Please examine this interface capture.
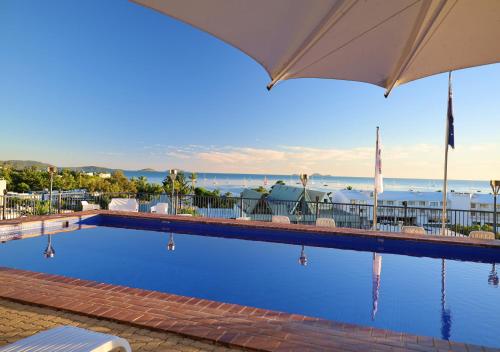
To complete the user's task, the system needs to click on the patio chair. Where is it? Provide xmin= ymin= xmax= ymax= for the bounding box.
xmin=0 ymin=325 xmax=131 ymax=352
xmin=236 ymin=216 xmax=251 ymax=221
xmin=271 ymin=215 xmax=290 ymax=224
xmin=469 ymin=230 xmax=495 ymax=240
xmin=316 ymin=218 xmax=336 ymax=227
xmin=177 ymin=213 xmax=193 ymax=217
xmin=81 ymin=201 xmax=100 ymax=211
xmin=401 ymin=226 xmax=426 ymax=235
xmin=151 ymin=202 xmax=169 ymax=214
xmin=108 ymin=198 xmax=139 ymax=212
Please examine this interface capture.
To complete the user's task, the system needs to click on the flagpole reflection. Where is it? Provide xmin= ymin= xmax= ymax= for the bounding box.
xmin=372 ymin=253 xmax=382 ymax=320
xmin=441 ymin=259 xmax=452 ymax=340
xmin=488 ymin=263 xmax=499 ymax=287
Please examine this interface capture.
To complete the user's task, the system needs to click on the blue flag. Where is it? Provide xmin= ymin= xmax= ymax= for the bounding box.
xmin=447 ymin=76 xmax=454 ymax=149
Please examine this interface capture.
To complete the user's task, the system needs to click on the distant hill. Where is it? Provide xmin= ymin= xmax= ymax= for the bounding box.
xmin=65 ymin=165 xmax=121 ymax=174
xmin=138 ymin=168 xmax=157 ymax=172
xmin=0 ymin=160 xmax=120 ymax=174
xmin=0 ymin=160 xmax=54 ymax=170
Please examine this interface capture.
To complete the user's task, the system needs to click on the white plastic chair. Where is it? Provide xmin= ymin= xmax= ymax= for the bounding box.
xmin=316 ymin=218 xmax=336 ymax=227
xmin=236 ymin=216 xmax=251 ymax=221
xmin=0 ymin=325 xmax=131 ymax=352
xmin=81 ymin=201 xmax=100 ymax=211
xmin=108 ymin=198 xmax=139 ymax=212
xmin=469 ymin=230 xmax=495 ymax=240
xmin=151 ymin=202 xmax=169 ymax=214
xmin=271 ymin=215 xmax=290 ymax=224
xmin=401 ymin=226 xmax=426 ymax=235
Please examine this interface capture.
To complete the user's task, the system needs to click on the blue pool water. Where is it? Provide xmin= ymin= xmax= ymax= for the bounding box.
xmin=1 ymin=220 xmax=499 ymax=347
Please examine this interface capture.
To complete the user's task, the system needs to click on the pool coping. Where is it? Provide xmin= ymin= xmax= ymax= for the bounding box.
xmin=0 ymin=267 xmax=494 ymax=352
xmin=3 ymin=210 xmax=497 ymax=250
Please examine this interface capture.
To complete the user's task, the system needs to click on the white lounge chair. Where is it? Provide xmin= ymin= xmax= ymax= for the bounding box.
xmin=271 ymin=215 xmax=290 ymax=224
xmin=151 ymin=202 xmax=169 ymax=214
xmin=401 ymin=226 xmax=426 ymax=235
xmin=81 ymin=201 xmax=100 ymax=211
xmin=108 ymin=198 xmax=139 ymax=212
xmin=0 ymin=325 xmax=131 ymax=352
xmin=469 ymin=230 xmax=495 ymax=240
xmin=316 ymin=218 xmax=336 ymax=227
xmin=236 ymin=216 xmax=251 ymax=221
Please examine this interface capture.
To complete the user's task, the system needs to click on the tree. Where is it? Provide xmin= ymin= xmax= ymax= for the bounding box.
xmin=188 ymin=172 xmax=198 ymax=193
xmin=162 ymin=171 xmax=191 ymax=196
xmin=253 ymin=186 xmax=269 ymax=196
xmin=132 ymin=176 xmax=164 ymax=195
xmin=275 ymin=180 xmax=285 ymax=186
xmin=16 ymin=182 xmax=30 ymax=193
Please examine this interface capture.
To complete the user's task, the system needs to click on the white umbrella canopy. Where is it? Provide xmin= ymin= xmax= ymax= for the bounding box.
xmin=132 ymin=0 xmax=500 ymax=96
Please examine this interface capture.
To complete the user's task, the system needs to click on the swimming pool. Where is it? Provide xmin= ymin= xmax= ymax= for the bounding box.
xmin=1 ymin=215 xmax=499 ymax=347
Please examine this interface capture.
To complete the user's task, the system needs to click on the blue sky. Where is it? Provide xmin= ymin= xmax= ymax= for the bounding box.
xmin=1 ymin=0 xmax=499 ymax=179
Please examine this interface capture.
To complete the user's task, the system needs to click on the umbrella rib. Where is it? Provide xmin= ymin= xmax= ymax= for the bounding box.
xmin=402 ymin=0 xmax=459 ymax=80
xmin=384 ymin=0 xmax=451 ymax=97
xmin=267 ymin=0 xmax=359 ymax=91
xmin=286 ymin=0 xmax=422 ymax=86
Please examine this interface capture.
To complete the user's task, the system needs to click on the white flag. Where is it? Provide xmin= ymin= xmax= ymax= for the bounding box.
xmin=375 ymin=127 xmax=383 ymax=194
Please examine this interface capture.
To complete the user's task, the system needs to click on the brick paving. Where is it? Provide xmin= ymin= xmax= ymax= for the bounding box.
xmin=0 ymin=298 xmax=241 ymax=352
xmin=0 ymin=267 xmax=496 ymax=352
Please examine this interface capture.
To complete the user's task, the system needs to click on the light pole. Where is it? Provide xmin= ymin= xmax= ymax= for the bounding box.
xmin=44 ymin=235 xmax=55 ymax=258
xmin=167 ymin=233 xmax=175 ymax=251
xmin=491 ymin=180 xmax=499 ymax=236
xmin=299 ymin=174 xmax=308 ymax=224
xmin=47 ymin=166 xmax=57 ymax=215
xmin=298 ymin=245 xmax=307 ymax=266
xmin=169 ymin=169 xmax=178 ymax=215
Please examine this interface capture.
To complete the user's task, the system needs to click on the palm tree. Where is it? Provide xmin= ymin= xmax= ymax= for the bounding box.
xmin=189 ymin=172 xmax=198 ymax=194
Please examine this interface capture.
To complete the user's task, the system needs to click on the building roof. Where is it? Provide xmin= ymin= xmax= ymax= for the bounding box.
xmin=268 ymin=184 xmax=328 ymax=202
xmin=240 ymin=188 xmax=266 ymax=214
xmin=268 ymin=184 xmax=304 ymax=202
xmin=471 ymin=193 xmax=494 ymax=204
xmin=240 ymin=188 xmax=263 ymax=199
xmin=378 ymin=191 xmax=443 ymax=202
xmin=334 ymin=190 xmax=371 ymax=201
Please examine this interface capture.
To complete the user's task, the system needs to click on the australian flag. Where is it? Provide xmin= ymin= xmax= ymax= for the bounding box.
xmin=447 ymin=76 xmax=455 ymax=149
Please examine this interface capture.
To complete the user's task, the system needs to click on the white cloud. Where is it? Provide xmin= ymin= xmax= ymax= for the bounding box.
xmin=146 ymin=143 xmax=499 ymax=180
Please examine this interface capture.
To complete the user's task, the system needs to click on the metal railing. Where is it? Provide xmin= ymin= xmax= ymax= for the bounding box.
xmin=1 ymin=192 xmax=498 ymax=237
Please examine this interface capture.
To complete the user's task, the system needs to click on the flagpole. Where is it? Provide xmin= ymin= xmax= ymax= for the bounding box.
xmin=373 ymin=126 xmax=379 ymax=230
xmin=441 ymin=72 xmax=452 ymax=235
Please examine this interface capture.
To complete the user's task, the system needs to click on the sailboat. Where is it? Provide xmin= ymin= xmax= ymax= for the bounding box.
xmin=263 ymin=176 xmax=268 ymax=186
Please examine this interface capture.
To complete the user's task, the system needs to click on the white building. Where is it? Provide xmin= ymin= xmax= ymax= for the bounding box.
xmin=470 ymin=193 xmax=500 ymax=228
xmin=332 ymin=189 xmax=498 ymax=231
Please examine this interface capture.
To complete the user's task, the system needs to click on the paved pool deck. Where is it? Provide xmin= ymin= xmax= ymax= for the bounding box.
xmin=0 ymin=298 xmax=241 ymax=352
xmin=1 ymin=212 xmax=499 ymax=351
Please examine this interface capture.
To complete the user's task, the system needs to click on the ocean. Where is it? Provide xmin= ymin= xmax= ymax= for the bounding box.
xmin=123 ymin=171 xmax=492 ymax=195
